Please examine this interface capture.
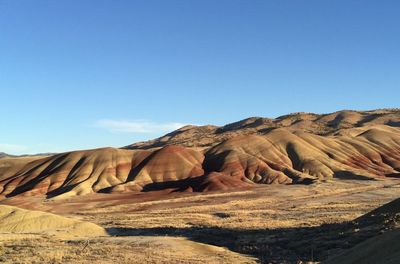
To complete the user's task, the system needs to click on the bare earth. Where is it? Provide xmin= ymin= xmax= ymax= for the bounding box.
xmin=1 ymin=178 xmax=399 ymax=263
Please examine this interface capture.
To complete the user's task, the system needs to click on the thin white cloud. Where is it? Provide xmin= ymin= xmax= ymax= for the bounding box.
xmin=96 ymin=119 xmax=189 ymax=134
xmin=0 ymin=143 xmax=28 ymax=154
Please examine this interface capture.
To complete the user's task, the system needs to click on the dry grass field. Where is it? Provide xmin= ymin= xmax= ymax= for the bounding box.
xmin=1 ymin=178 xmax=399 ymax=263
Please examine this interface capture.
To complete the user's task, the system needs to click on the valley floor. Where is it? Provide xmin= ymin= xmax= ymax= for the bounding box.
xmin=1 ymin=179 xmax=400 ymax=263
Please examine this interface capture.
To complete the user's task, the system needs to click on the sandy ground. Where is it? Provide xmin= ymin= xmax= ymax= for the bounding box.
xmin=1 ymin=178 xmax=399 ymax=263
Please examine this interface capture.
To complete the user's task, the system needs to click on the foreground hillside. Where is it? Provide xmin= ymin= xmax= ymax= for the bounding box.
xmin=0 ymin=109 xmax=400 ymax=199
xmin=0 ymin=205 xmax=106 ymax=238
xmin=1 ymin=180 xmax=398 ymax=263
xmin=0 ymin=203 xmax=253 ymax=263
xmin=325 ymin=197 xmax=400 ymax=263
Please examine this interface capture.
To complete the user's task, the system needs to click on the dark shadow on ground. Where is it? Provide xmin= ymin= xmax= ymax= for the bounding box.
xmin=105 ymin=211 xmax=398 ymax=264
xmin=141 ymin=176 xmax=208 ymax=192
xmin=386 ymin=172 xmax=400 ymax=178
xmin=333 ymin=171 xmax=377 ymax=181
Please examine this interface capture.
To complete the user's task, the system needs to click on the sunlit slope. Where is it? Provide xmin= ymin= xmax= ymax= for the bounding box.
xmin=0 ymin=205 xmax=106 ymax=237
xmin=126 ymin=109 xmax=400 ymax=149
xmin=0 ymin=124 xmax=399 ymax=198
xmin=204 ymin=126 xmax=400 ymax=184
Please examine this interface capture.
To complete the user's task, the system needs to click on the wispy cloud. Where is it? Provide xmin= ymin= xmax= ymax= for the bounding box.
xmin=0 ymin=143 xmax=28 ymax=154
xmin=96 ymin=119 xmax=190 ymax=134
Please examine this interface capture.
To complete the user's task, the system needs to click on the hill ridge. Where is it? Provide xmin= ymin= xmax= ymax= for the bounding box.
xmin=125 ymin=109 xmax=400 ymax=150
xmin=0 ymin=115 xmax=399 ymax=198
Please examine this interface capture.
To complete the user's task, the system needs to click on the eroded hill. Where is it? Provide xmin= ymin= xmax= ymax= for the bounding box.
xmin=126 ymin=109 xmax=400 ymax=149
xmin=0 ymin=110 xmax=399 ymax=198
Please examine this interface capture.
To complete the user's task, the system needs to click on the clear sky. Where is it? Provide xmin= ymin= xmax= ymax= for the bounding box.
xmin=1 ymin=0 xmax=399 ymax=155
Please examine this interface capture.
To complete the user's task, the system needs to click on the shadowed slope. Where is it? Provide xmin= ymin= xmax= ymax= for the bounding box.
xmin=325 ymin=198 xmax=400 ymax=264
xmin=324 ymin=230 xmax=400 ymax=264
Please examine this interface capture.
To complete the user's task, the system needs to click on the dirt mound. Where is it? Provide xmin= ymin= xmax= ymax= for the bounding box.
xmin=0 ymin=205 xmax=106 ymax=237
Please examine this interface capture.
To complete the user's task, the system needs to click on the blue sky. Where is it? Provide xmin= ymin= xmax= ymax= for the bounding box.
xmin=1 ymin=0 xmax=399 ymax=155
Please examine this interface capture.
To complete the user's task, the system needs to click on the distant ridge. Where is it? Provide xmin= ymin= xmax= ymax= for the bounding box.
xmin=125 ymin=109 xmax=400 ymax=150
xmin=0 ymin=152 xmax=55 ymax=159
xmin=0 ymin=152 xmax=10 ymax=159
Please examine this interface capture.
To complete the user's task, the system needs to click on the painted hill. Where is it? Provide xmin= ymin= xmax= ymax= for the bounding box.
xmin=126 ymin=109 xmax=400 ymax=149
xmin=0 ymin=110 xmax=399 ymax=198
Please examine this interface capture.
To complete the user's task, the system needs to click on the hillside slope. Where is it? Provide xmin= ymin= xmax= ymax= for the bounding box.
xmin=126 ymin=109 xmax=400 ymax=149
xmin=0 ymin=205 xmax=106 ymax=237
xmin=325 ymin=198 xmax=400 ymax=264
xmin=0 ymin=122 xmax=399 ymax=198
